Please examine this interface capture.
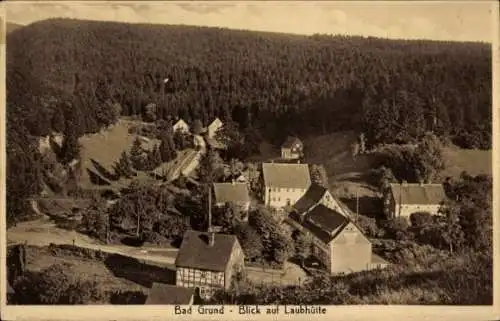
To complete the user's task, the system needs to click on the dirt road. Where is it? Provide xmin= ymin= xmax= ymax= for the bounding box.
xmin=7 ymin=214 xmax=178 ymax=266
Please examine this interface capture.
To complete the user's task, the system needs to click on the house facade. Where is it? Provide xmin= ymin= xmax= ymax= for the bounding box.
xmin=213 ymin=182 xmax=251 ymax=213
xmin=289 ymin=204 xmax=389 ymax=274
xmin=384 ymin=183 xmax=447 ymax=219
xmin=262 ymin=163 xmax=311 ymax=209
xmin=173 ymin=119 xmax=191 ymax=133
xmin=281 ymin=136 xmax=304 ymax=160
xmin=207 ymin=118 xmax=223 ymax=139
xmin=175 ymin=230 xmax=245 ymax=299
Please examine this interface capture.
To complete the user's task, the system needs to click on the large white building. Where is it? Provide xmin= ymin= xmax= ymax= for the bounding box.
xmin=262 ymin=162 xmax=311 ymax=209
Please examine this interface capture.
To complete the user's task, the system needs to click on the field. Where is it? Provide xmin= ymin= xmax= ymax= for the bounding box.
xmin=78 ymin=119 xmax=160 ymax=188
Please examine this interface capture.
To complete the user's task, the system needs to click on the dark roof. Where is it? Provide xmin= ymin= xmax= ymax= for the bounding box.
xmin=145 ymin=283 xmax=195 ymax=305
xmin=390 ymin=183 xmax=447 ymax=205
xmin=175 ymin=230 xmax=239 ymax=272
xmin=300 ymin=204 xmax=350 ymax=244
xmin=281 ymin=136 xmax=302 ymax=149
xmin=262 ymin=163 xmax=311 ymax=189
xmin=213 ymin=182 xmax=250 ymax=204
xmin=293 ymin=183 xmax=328 ymax=214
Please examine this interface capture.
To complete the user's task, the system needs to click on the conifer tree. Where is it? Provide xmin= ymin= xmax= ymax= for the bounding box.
xmin=60 ymin=125 xmax=80 ymax=165
xmin=130 ymin=137 xmax=145 ymax=170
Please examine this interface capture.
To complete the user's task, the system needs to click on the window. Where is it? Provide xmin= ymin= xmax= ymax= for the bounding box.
xmin=200 ymin=271 xmax=207 ymax=278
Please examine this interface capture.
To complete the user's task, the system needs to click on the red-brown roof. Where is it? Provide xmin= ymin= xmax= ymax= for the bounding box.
xmin=175 ymin=230 xmax=240 ymax=272
xmin=145 ymin=283 xmax=195 ymax=305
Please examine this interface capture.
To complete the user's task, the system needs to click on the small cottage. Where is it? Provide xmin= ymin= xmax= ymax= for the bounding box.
xmin=213 ymin=182 xmax=251 ymax=213
xmin=281 ymin=136 xmax=304 ymax=160
xmin=173 ymin=119 xmax=191 ymax=134
xmin=145 ymin=283 xmax=196 ymax=305
xmin=384 ymin=183 xmax=447 ymax=219
xmin=174 ymin=230 xmax=245 ymax=300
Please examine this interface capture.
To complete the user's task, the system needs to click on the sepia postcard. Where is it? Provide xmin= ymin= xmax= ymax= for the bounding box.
xmin=1 ymin=1 xmax=499 ymax=320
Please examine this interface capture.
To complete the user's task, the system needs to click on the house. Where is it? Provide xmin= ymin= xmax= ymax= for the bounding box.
xmin=292 ymin=183 xmax=351 ymax=220
xmin=213 ymin=182 xmax=251 ymax=213
xmin=207 ymin=117 xmax=223 ymax=139
xmin=281 ymin=136 xmax=304 ymax=160
xmin=384 ymin=182 xmax=447 ymax=220
xmin=173 ymin=119 xmax=190 ymax=134
xmin=289 ymin=204 xmax=390 ymax=274
xmin=262 ymin=162 xmax=311 ymax=209
xmin=174 ymin=230 xmax=245 ymax=300
xmin=145 ymin=283 xmax=196 ymax=305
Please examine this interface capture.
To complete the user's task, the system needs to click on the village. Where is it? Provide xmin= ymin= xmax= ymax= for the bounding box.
xmin=4 ymin=8 xmax=493 ymax=309
xmin=7 ymin=115 xmax=454 ymax=305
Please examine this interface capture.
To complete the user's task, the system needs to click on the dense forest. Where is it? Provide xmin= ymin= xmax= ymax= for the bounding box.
xmin=6 ymin=18 xmax=492 ymax=224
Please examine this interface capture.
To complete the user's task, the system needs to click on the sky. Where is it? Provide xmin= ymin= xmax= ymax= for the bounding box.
xmin=5 ymin=1 xmax=497 ymax=43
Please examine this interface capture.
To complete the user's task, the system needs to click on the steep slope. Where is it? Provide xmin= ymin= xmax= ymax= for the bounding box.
xmin=7 ymin=18 xmax=491 ymax=148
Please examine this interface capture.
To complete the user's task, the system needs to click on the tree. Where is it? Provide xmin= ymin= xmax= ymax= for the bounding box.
xmin=249 ymin=206 xmax=294 ymax=265
xmin=13 ymin=263 xmax=105 ymax=304
xmin=381 ymin=217 xmax=410 ymax=241
xmin=145 ymin=144 xmax=162 ymax=171
xmin=81 ymin=196 xmax=109 ymax=242
xmin=294 ymin=231 xmax=313 ymax=265
xmin=59 ymin=126 xmax=80 ymax=165
xmin=113 ymin=151 xmax=135 ymax=178
xmin=414 ymin=133 xmax=445 ymax=183
xmin=233 ymin=223 xmax=264 ymax=262
xmin=130 ymin=137 xmax=145 ymax=170
xmin=310 ymin=164 xmax=329 ymax=188
xmin=214 ymin=202 xmax=247 ymax=232
xmin=193 ymin=119 xmax=204 ymax=135
xmin=154 ymin=215 xmax=190 ymax=241
xmin=355 ymin=215 xmax=381 ymax=238
xmin=409 ymin=212 xmax=433 ymax=228
xmin=143 ymin=103 xmax=157 ymax=122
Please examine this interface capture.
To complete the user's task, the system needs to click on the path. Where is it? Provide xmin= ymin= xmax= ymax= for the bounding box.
xmin=7 ymin=210 xmax=178 ymax=266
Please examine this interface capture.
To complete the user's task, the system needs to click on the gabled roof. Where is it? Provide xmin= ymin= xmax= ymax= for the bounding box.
xmin=293 ymin=183 xmax=328 ymax=214
xmin=145 ymin=283 xmax=195 ymax=305
xmin=389 ymin=183 xmax=447 ymax=205
xmin=175 ymin=230 xmax=239 ymax=272
xmin=213 ymin=182 xmax=250 ymax=204
xmin=296 ymin=204 xmax=351 ymax=244
xmin=281 ymin=136 xmax=303 ymax=149
xmin=262 ymin=163 xmax=311 ymax=189
xmin=173 ymin=119 xmax=189 ymax=128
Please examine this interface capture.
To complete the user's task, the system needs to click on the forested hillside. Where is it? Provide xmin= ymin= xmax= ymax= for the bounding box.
xmin=6 ymin=18 xmax=492 ymax=225
xmin=8 ymin=18 xmax=491 ymax=146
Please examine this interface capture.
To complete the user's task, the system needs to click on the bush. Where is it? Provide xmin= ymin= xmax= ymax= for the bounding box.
xmin=409 ymin=212 xmax=433 ymax=227
xmin=380 ymin=217 xmax=411 ymax=241
xmin=355 ymin=215 xmax=382 ymax=238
